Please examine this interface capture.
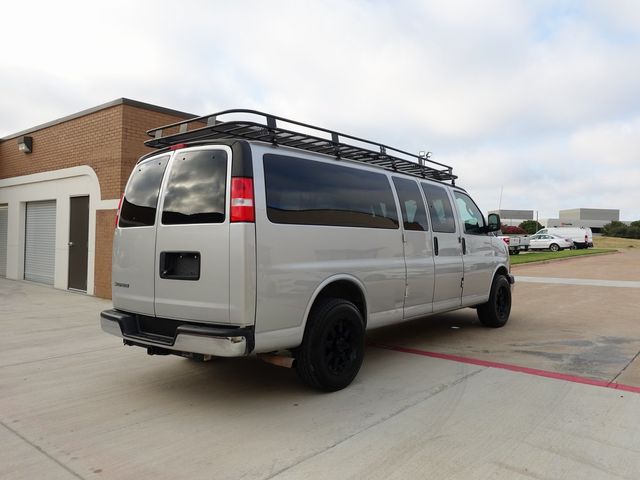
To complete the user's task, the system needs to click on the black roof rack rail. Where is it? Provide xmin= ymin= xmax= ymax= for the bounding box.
xmin=145 ymin=109 xmax=456 ymax=183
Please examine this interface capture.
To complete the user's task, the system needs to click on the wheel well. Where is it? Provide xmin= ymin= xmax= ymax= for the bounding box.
xmin=312 ymin=280 xmax=367 ymax=326
xmin=495 ymin=266 xmax=509 ymax=279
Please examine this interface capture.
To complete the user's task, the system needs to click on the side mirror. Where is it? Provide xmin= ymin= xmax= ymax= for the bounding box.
xmin=487 ymin=213 xmax=501 ymax=232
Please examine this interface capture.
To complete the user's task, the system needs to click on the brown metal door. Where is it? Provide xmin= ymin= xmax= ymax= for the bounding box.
xmin=68 ymin=196 xmax=89 ymax=291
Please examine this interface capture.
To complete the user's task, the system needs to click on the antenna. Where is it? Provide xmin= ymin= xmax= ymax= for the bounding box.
xmin=418 ymin=150 xmax=432 ymax=167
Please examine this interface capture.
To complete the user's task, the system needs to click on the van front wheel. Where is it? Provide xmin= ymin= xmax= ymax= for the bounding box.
xmin=295 ymin=298 xmax=364 ymax=392
xmin=477 ymin=275 xmax=511 ymax=328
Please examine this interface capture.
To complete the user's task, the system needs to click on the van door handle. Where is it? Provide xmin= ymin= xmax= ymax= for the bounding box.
xmin=434 ymin=236 xmax=439 ymax=256
xmin=462 ymin=238 xmax=467 ymax=254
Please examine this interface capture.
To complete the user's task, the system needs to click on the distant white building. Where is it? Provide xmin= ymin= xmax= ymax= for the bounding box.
xmin=488 ymin=209 xmax=534 ymax=227
xmin=541 ymin=208 xmax=628 ymax=233
xmin=488 ymin=208 xmax=630 ymax=232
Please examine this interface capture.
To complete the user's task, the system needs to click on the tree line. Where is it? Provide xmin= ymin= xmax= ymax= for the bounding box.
xmin=601 ymin=221 xmax=640 ymax=239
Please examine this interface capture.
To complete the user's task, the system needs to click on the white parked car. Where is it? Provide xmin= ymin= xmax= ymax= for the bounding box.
xmin=528 ymin=234 xmax=573 ymax=252
xmin=534 ymin=227 xmax=592 ymax=249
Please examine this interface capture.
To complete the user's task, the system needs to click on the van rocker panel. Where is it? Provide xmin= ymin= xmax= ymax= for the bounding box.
xmin=100 ymin=309 xmax=254 ymax=357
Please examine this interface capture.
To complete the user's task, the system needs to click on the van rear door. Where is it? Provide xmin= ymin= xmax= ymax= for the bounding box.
xmin=154 ymin=146 xmax=231 ymax=323
xmin=113 ymin=154 xmax=170 ymax=315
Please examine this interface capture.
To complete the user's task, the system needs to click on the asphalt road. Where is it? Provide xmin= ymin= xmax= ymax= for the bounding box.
xmin=1 ymin=250 xmax=639 ymax=479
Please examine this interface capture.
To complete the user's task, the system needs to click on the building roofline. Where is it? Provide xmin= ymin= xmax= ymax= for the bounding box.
xmin=0 ymin=98 xmax=198 ymax=141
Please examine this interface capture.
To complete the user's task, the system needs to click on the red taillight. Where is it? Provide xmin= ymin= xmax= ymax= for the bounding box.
xmin=169 ymin=143 xmax=188 ymax=151
xmin=230 ymin=177 xmax=255 ymax=223
xmin=502 ymin=237 xmax=510 ymax=245
xmin=114 ymin=193 xmax=124 ymax=228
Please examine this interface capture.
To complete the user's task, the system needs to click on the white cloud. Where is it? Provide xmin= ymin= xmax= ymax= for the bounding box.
xmin=570 ymin=117 xmax=640 ymax=165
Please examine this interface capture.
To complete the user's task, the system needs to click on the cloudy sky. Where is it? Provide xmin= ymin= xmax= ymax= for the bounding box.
xmin=2 ymin=0 xmax=639 ymax=220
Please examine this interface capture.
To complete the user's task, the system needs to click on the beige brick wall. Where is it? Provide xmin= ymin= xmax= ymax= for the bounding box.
xmin=95 ymin=209 xmax=116 ymax=299
xmin=0 ymin=105 xmax=124 ymax=198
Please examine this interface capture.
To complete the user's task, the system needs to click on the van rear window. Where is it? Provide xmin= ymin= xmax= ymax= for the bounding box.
xmin=264 ymin=154 xmax=398 ymax=229
xmin=119 ymin=155 xmax=169 ymax=228
xmin=162 ymin=150 xmax=228 ymax=225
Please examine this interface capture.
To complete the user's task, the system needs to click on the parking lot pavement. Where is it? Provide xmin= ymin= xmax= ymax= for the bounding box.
xmin=1 ymin=249 xmax=640 ymax=480
xmin=372 ymin=248 xmax=640 ymax=385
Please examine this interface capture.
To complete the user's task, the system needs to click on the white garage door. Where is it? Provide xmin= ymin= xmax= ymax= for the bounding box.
xmin=0 ymin=205 xmax=7 ymax=277
xmin=25 ymin=200 xmax=56 ymax=285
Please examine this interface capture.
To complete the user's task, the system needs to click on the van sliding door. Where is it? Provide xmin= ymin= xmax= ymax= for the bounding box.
xmin=392 ymin=177 xmax=435 ymax=319
xmin=421 ymin=183 xmax=463 ymax=311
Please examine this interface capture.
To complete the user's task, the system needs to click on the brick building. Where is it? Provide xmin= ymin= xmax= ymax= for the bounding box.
xmin=0 ymin=99 xmax=195 ymax=298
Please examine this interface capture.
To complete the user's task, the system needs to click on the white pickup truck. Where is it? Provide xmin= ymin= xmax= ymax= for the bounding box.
xmin=498 ymin=235 xmax=530 ymax=255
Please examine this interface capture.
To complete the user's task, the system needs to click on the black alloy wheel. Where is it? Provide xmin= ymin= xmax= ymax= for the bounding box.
xmin=324 ymin=318 xmax=358 ymax=376
xmin=477 ymin=275 xmax=512 ymax=328
xmin=295 ymin=298 xmax=365 ymax=392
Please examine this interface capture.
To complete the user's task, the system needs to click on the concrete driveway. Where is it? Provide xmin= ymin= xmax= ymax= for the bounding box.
xmin=2 ymin=250 xmax=639 ymax=479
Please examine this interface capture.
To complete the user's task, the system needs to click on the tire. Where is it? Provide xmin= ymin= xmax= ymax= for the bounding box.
xmin=477 ymin=275 xmax=512 ymax=328
xmin=295 ymin=298 xmax=365 ymax=392
xmin=511 ymin=250 xmax=520 ymax=255
xmin=549 ymin=243 xmax=560 ymax=252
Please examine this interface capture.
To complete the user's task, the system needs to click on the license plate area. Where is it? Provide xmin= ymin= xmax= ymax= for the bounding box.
xmin=159 ymin=251 xmax=200 ymax=280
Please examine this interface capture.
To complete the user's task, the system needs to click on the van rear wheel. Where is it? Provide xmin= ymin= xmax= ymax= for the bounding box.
xmin=295 ymin=298 xmax=364 ymax=392
xmin=477 ymin=275 xmax=511 ymax=328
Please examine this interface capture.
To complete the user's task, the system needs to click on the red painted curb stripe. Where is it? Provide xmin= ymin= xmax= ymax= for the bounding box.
xmin=371 ymin=342 xmax=640 ymax=394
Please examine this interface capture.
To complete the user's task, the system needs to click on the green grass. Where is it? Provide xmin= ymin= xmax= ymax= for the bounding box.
xmin=593 ymin=236 xmax=640 ymax=250
xmin=510 ymin=248 xmax=617 ymax=265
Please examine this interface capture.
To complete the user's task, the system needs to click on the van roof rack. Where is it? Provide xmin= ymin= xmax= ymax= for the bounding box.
xmin=145 ymin=109 xmax=456 ymax=183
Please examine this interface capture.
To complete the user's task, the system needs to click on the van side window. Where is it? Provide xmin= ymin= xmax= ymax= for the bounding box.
xmin=421 ymin=183 xmax=456 ymax=233
xmin=264 ymin=154 xmax=398 ymax=229
xmin=392 ymin=177 xmax=429 ymax=231
xmin=162 ymin=150 xmax=228 ymax=225
xmin=454 ymin=191 xmax=485 ymax=234
xmin=119 ymin=155 xmax=169 ymax=228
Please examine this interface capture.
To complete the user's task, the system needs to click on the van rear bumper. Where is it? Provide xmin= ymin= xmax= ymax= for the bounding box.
xmin=100 ymin=309 xmax=253 ymax=357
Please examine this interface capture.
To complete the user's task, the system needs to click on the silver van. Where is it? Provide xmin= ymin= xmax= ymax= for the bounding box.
xmin=101 ymin=110 xmax=514 ymax=391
